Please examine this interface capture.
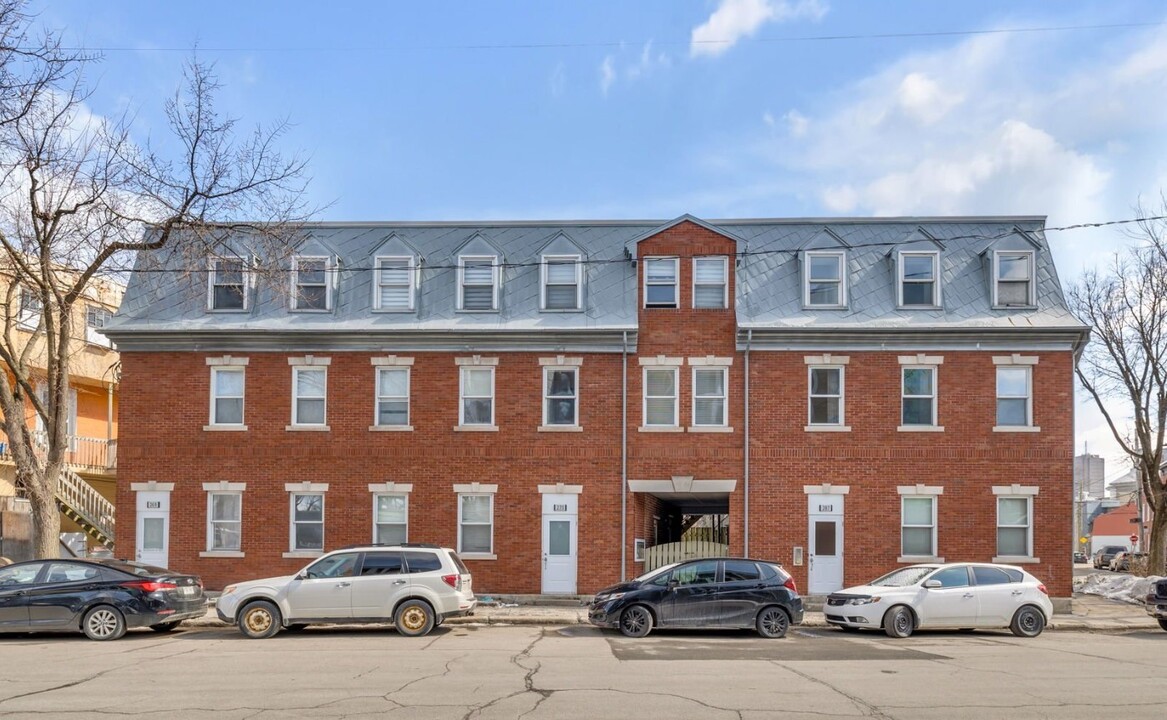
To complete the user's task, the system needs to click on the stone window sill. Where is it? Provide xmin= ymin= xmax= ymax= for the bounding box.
xmin=369 ymin=425 xmax=414 ymax=432
xmin=458 ymin=553 xmax=498 ymax=561
xmin=993 ymin=426 xmax=1041 ymax=433
xmin=992 ymin=556 xmax=1040 ymax=564
xmin=898 ymin=555 xmax=944 ymax=564
xmin=898 ymin=425 xmax=945 ymax=432
xmin=454 ymin=425 xmax=499 ymax=432
xmin=804 ymin=425 xmax=852 ymax=432
xmin=204 ymin=425 xmax=248 ymax=432
xmin=199 ymin=551 xmax=245 ymax=558
xmin=282 ymin=551 xmax=323 ymax=559
xmin=286 ymin=425 xmax=331 ymax=432
xmin=688 ymin=426 xmax=734 ymax=433
xmin=538 ymin=425 xmax=583 ymax=432
xmin=638 ymin=426 xmax=683 ymax=433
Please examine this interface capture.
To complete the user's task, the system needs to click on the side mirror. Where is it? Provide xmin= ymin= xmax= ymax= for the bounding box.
xmin=667 ymin=579 xmax=679 ymax=590
xmin=923 ymin=579 xmax=942 ymax=589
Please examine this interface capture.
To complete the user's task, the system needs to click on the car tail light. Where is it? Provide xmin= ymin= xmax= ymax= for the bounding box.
xmin=442 ymin=574 xmax=459 ymax=589
xmin=121 ymin=580 xmax=178 ymax=593
xmin=784 ymin=576 xmax=798 ymax=594
xmin=1037 ymin=583 xmax=1048 ymax=595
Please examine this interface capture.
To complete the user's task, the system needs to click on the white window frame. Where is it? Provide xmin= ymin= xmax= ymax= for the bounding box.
xmin=84 ymin=305 xmax=113 ymax=347
xmin=459 ymin=366 xmax=496 ymax=427
xmin=458 ymin=255 xmax=499 ymax=311
xmin=643 ymin=366 xmax=679 ymax=427
xmin=289 ymin=492 xmax=325 ymax=554
xmin=374 ymin=367 xmax=411 ymax=427
xmin=291 ymin=255 xmax=333 ymax=311
xmin=209 ymin=367 xmax=246 ymax=427
xmin=372 ymin=493 xmax=409 ymax=545
xmin=457 ymin=493 xmax=494 ymax=556
xmin=542 ymin=366 xmax=579 ymax=427
xmin=898 ymin=251 xmax=940 ymax=307
xmin=207 ymin=256 xmax=251 ymax=311
xmin=995 ymin=366 xmax=1032 ymax=428
xmin=691 ymin=366 xmax=728 ymax=427
xmin=992 ymin=250 xmax=1036 ymax=308
xmin=206 ymin=491 xmax=242 ymax=552
xmin=807 ymin=365 xmax=845 ymax=427
xmin=900 ymin=366 xmax=937 ymax=427
xmin=541 ymin=254 xmax=582 ymax=311
xmin=900 ymin=496 xmax=937 ymax=559
xmin=291 ymin=366 xmax=328 ymax=427
xmin=643 ymin=257 xmax=679 ymax=308
xmin=372 ymin=255 xmax=416 ymax=312
xmin=692 ymin=256 xmax=728 ymax=309
xmin=995 ymin=495 xmax=1033 ymax=559
xmin=17 ymin=287 xmax=42 ymax=328
xmin=803 ymin=251 xmax=846 ymax=308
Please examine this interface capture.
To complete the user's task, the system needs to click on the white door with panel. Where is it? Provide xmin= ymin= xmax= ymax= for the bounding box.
xmin=541 ymin=494 xmax=578 ymax=594
xmin=808 ymin=494 xmax=844 ymax=595
xmin=135 ymin=491 xmax=170 ymax=567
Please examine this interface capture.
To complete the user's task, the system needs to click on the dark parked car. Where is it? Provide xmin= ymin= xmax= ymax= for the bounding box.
xmin=0 ymin=558 xmax=205 ymax=640
xmin=1093 ymin=545 xmax=1127 ymax=569
xmin=1072 ymin=552 xmax=1088 ymax=564
xmin=1144 ymin=578 xmax=1167 ymax=632
xmin=589 ymin=557 xmax=803 ymax=638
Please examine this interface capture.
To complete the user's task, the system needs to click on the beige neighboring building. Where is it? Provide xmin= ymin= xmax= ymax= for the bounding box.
xmin=1 ymin=274 xmax=122 ymax=555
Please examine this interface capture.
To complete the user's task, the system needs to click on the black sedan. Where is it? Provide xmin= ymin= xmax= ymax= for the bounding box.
xmin=589 ymin=557 xmax=803 ymax=638
xmin=0 ymin=558 xmax=206 ymax=640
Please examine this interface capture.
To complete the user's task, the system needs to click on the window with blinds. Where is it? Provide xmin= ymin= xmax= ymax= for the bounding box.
xmin=693 ymin=367 xmax=727 ymax=426
xmin=693 ymin=257 xmax=728 ymax=309
xmin=643 ymin=367 xmax=678 ymax=426
xmin=293 ymin=256 xmax=330 ymax=311
xmin=375 ymin=256 xmax=415 ymax=310
xmin=542 ymin=255 xmax=581 ymax=310
xmin=460 ymin=256 xmax=497 ymax=311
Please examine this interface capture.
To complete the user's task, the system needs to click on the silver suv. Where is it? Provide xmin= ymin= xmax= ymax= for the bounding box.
xmin=216 ymin=544 xmax=475 ymax=638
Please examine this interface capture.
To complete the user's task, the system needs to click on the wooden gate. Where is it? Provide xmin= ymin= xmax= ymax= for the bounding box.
xmin=642 ymin=539 xmax=729 ymax=571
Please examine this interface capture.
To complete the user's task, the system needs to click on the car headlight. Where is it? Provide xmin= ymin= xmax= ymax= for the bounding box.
xmin=221 ymin=585 xmax=237 ymax=596
xmin=600 ymin=592 xmax=626 ymax=602
xmin=846 ymin=596 xmax=881 ymax=605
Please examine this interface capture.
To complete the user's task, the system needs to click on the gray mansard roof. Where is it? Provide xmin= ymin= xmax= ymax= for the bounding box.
xmin=105 ymin=215 xmax=1090 ymax=352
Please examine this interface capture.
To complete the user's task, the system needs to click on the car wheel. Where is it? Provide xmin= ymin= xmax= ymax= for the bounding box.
xmin=1157 ymin=618 xmax=1167 ymax=632
xmin=149 ymin=621 xmax=181 ymax=633
xmin=1010 ymin=605 xmax=1045 ymax=638
xmin=883 ymin=605 xmax=915 ymax=638
xmin=756 ymin=606 xmax=790 ymax=638
xmin=238 ymin=600 xmax=282 ymax=639
xmin=82 ymin=605 xmax=127 ymax=641
xmin=395 ymin=600 xmax=435 ymax=637
xmin=283 ymin=623 xmax=308 ymax=632
xmin=619 ymin=605 xmax=654 ymax=638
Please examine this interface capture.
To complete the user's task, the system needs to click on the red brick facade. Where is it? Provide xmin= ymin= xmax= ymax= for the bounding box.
xmin=114 ymin=220 xmax=1078 ymax=597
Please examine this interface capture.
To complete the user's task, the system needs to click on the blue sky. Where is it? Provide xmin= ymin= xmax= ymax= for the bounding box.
xmin=31 ymin=0 xmax=1167 ymax=475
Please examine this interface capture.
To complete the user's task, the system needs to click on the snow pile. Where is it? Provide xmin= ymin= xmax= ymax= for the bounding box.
xmin=1073 ymin=573 xmax=1164 ymax=605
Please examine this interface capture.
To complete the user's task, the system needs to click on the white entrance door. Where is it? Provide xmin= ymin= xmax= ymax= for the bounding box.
xmin=136 ymin=492 xmax=170 ymax=567
xmin=808 ymin=494 xmax=844 ymax=594
xmin=541 ymin=494 xmax=578 ymax=594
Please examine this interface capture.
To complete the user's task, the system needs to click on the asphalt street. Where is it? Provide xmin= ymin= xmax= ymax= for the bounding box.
xmin=1 ymin=622 xmax=1165 ymax=719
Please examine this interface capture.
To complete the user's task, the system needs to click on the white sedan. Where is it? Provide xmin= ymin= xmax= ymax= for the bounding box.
xmin=824 ymin=563 xmax=1053 ymax=638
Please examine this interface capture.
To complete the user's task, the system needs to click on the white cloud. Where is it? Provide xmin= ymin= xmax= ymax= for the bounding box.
xmin=783 ymin=109 xmax=809 ymax=137
xmin=691 ymin=0 xmax=828 ymax=58
xmin=600 ymin=41 xmax=671 ymax=95
xmin=895 ymin=72 xmax=963 ymax=125
xmin=599 ymin=56 xmax=615 ymax=95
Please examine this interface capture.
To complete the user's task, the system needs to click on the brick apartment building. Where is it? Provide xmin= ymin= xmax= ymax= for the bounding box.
xmin=104 ymin=215 xmax=1089 ymax=599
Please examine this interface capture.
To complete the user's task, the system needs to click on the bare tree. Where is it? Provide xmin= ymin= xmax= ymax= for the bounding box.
xmin=1070 ymin=200 xmax=1167 ymax=576
xmin=0 ymin=2 xmax=309 ymax=559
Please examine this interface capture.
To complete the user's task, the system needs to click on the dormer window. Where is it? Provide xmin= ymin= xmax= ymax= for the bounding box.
xmin=994 ymin=251 xmax=1035 ymax=307
xmin=644 ymin=257 xmax=678 ymax=308
xmin=804 ymin=251 xmax=845 ymax=308
xmin=374 ymin=256 xmax=416 ymax=311
xmin=459 ymin=256 xmax=498 ymax=311
xmin=208 ymin=257 xmax=248 ymax=311
xmin=899 ymin=252 xmax=940 ymax=307
xmin=693 ymin=257 xmax=728 ymax=309
xmin=542 ymin=255 xmax=581 ymax=311
xmin=292 ymin=256 xmax=331 ymax=311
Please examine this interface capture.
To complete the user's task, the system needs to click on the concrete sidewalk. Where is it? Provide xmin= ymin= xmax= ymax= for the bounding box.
xmin=188 ymin=592 xmax=1163 ymax=632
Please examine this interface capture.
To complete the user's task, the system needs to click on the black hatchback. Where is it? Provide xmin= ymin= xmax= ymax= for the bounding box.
xmin=0 ymin=558 xmax=206 ymax=640
xmin=589 ymin=557 xmax=803 ymax=638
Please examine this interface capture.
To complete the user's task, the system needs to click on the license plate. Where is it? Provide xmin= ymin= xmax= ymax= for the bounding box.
xmin=179 ymin=586 xmax=196 ymax=597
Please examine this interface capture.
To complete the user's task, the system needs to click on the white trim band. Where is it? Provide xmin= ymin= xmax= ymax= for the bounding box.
xmin=202 ymin=482 xmax=247 ymax=492
xmin=206 ymin=355 xmax=249 ymax=366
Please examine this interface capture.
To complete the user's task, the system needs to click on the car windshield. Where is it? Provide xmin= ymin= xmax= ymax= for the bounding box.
xmin=633 ymin=562 xmax=680 ymax=583
xmin=869 ymin=566 xmax=938 ymax=587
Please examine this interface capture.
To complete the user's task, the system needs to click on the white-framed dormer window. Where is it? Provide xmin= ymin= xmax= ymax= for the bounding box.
xmin=543 ymin=366 xmax=578 ymax=426
xmin=996 ymin=366 xmax=1031 ymax=427
xmin=804 ymin=251 xmax=846 ymax=307
xmin=692 ymin=367 xmax=728 ymax=427
xmin=373 ymin=494 xmax=408 ymax=544
xmin=85 ymin=305 xmax=112 ymax=347
xmin=996 ymin=496 xmax=1032 ymax=558
xmin=542 ymin=255 xmax=581 ymax=311
xmin=373 ymin=256 xmax=416 ymax=311
xmin=207 ymin=491 xmax=242 ymax=552
xmin=458 ymin=493 xmax=494 ymax=555
xmin=210 ymin=368 xmax=245 ymax=426
xmin=459 ymin=366 xmax=495 ymax=426
xmin=693 ymin=256 xmax=728 ymax=309
xmin=17 ymin=287 xmax=42 ymax=328
xmin=291 ymin=256 xmax=332 ymax=311
xmin=993 ymin=251 xmax=1035 ymax=307
xmin=901 ymin=366 xmax=937 ymax=427
xmin=207 ymin=256 xmax=249 ymax=311
xmin=291 ymin=367 xmax=327 ymax=427
xmin=901 ymin=495 xmax=936 ymax=558
xmin=807 ymin=366 xmax=844 ymax=426
xmin=375 ymin=367 xmax=410 ymax=427
xmin=643 ymin=367 xmax=679 ymax=426
xmin=644 ymin=257 xmax=679 ymax=308
xmin=899 ymin=252 xmax=940 ymax=307
xmin=459 ymin=255 xmax=498 ymax=311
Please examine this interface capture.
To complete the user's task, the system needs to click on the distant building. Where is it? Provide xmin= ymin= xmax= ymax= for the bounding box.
xmin=1074 ymin=453 xmax=1105 ymax=499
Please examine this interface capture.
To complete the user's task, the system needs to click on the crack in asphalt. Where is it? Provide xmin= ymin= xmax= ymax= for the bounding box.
xmin=771 ymin=660 xmax=894 ymax=720
xmin=382 ymin=653 xmax=468 ymax=699
xmin=461 ymin=628 xmax=549 ymax=720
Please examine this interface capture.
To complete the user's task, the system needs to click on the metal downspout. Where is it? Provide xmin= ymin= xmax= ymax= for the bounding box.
xmin=744 ymin=329 xmax=752 ymax=557
xmin=621 ymin=330 xmax=629 ymax=582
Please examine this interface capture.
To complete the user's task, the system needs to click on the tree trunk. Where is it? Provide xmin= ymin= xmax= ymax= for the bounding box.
xmin=28 ymin=473 xmax=61 ymax=560
xmin=1149 ymin=496 xmax=1167 ymax=577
